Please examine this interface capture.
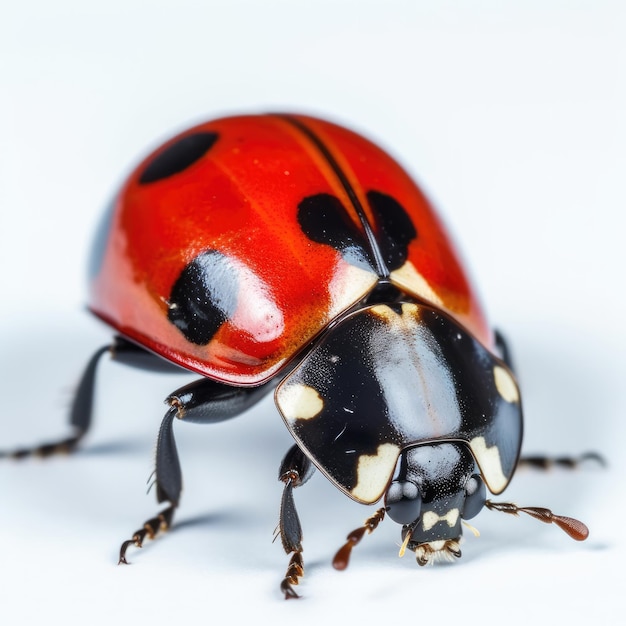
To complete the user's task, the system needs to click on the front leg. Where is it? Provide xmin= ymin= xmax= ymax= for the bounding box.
xmin=119 ymin=405 xmax=180 ymax=563
xmin=119 ymin=377 xmax=273 ymax=563
xmin=276 ymin=444 xmax=314 ymax=599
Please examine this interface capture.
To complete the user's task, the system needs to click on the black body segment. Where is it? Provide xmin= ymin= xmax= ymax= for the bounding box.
xmin=275 ymin=302 xmax=522 ymax=503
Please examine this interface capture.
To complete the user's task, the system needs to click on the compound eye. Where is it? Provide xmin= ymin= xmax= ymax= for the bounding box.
xmin=385 ymin=481 xmax=422 ymax=524
xmin=463 ymin=474 xmax=486 ymax=520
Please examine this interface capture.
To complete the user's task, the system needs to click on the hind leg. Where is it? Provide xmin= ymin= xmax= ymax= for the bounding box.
xmin=2 ymin=344 xmax=110 ymax=459
xmin=495 ymin=330 xmax=605 ymax=470
xmin=517 ymin=452 xmax=605 ymax=470
xmin=1 ymin=336 xmax=186 ymax=460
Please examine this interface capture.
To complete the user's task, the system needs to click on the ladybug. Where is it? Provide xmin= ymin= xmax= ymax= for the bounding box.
xmin=4 ymin=113 xmax=591 ymax=598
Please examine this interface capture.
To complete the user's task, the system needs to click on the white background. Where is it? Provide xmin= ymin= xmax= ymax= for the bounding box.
xmin=1 ymin=1 xmax=623 ymax=623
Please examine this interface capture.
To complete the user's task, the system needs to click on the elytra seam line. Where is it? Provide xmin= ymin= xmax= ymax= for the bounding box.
xmin=277 ymin=114 xmax=389 ymax=279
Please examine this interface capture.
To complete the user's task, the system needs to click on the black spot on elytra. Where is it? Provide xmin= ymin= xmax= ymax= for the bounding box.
xmin=366 ymin=191 xmax=417 ymax=271
xmin=298 ymin=191 xmax=416 ymax=276
xmin=297 ymin=193 xmax=375 ymax=271
xmin=139 ymin=132 xmax=218 ymax=184
xmin=168 ymin=250 xmax=238 ymax=345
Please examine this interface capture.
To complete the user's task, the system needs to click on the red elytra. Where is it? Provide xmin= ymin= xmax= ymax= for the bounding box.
xmin=89 ymin=114 xmax=490 ymax=385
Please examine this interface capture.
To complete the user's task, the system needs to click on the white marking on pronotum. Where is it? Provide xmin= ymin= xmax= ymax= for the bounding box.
xmin=276 ymin=383 xmax=324 ymax=421
xmin=350 ymin=443 xmax=401 ymax=503
xmin=493 ymin=365 xmax=519 ymax=403
xmin=469 ymin=436 xmax=508 ymax=494
xmin=422 ymin=509 xmax=460 ymax=531
xmin=369 ymin=302 xmax=462 ymax=437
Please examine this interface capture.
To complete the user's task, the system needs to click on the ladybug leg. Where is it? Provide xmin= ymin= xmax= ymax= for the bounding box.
xmin=494 ymin=329 xmax=515 ymax=372
xmin=1 ymin=336 xmax=184 ymax=460
xmin=494 ymin=332 xmax=606 ymax=470
xmin=276 ymin=444 xmax=314 ymax=599
xmin=119 ymin=406 xmax=180 ymax=563
xmin=332 ymin=508 xmax=387 ymax=571
xmin=119 ymin=377 xmax=274 ymax=564
xmin=485 ymin=500 xmax=589 ymax=541
xmin=517 ymin=452 xmax=606 ymax=470
xmin=1 ymin=344 xmax=110 ymax=459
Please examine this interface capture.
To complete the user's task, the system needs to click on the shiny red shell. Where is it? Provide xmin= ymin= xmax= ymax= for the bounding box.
xmin=89 ymin=114 xmax=491 ymax=385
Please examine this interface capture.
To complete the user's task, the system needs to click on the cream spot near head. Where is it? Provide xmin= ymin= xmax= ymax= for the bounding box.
xmin=493 ymin=365 xmax=519 ymax=404
xmin=276 ymin=383 xmax=324 ymax=422
xmin=422 ymin=509 xmax=460 ymax=531
xmin=350 ymin=443 xmax=401 ymax=503
xmin=469 ymin=436 xmax=507 ymax=494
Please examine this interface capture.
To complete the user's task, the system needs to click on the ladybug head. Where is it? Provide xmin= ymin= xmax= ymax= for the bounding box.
xmin=384 ymin=443 xmax=485 ymax=565
xmin=333 ymin=439 xmax=589 ymax=573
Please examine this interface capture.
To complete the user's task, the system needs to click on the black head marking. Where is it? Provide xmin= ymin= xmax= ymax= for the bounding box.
xmin=366 ymin=191 xmax=417 ymax=271
xmin=139 ymin=132 xmax=218 ymax=184
xmin=168 ymin=250 xmax=238 ymax=345
xmin=297 ymin=193 xmax=376 ymax=272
